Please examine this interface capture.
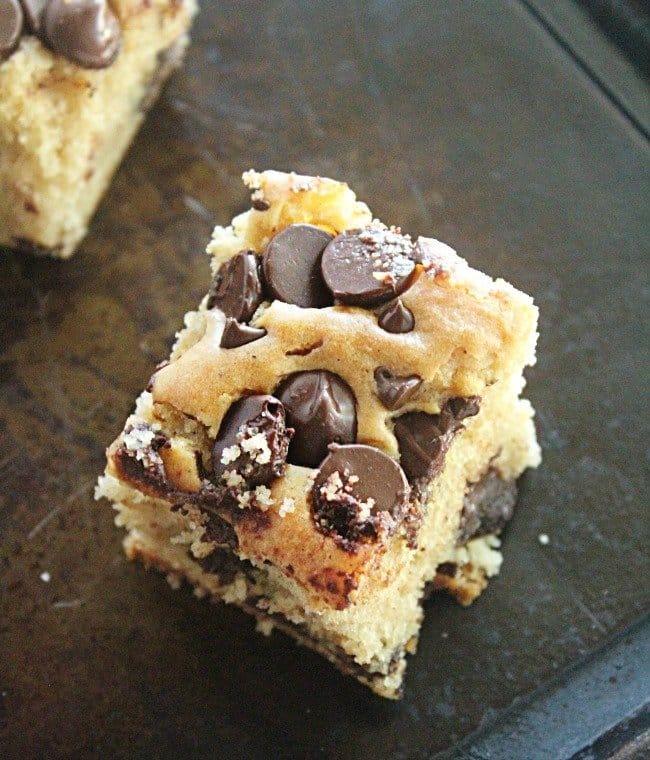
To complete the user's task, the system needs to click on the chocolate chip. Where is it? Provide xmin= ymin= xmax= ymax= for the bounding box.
xmin=207 ymin=251 xmax=265 ymax=322
xmin=436 ymin=561 xmax=457 ymax=577
xmin=374 ymin=367 xmax=422 ymax=410
xmin=212 ymin=395 xmax=293 ymax=488
xmin=276 ymin=371 xmax=357 ymax=468
xmin=0 ymin=0 xmax=23 ymax=61
xmin=114 ymin=424 xmax=169 ymax=493
xmin=19 ymin=0 xmax=45 ymax=32
xmin=252 ymin=198 xmax=270 ymax=211
xmin=43 ymin=0 xmax=121 ymax=69
xmin=220 ymin=318 xmax=266 ymax=349
xmin=321 ymin=228 xmax=417 ymax=307
xmin=311 ymin=444 xmax=410 ymax=548
xmin=447 ymin=396 xmax=481 ymax=420
xmin=262 ymin=224 xmax=334 ymax=309
xmin=393 ymin=396 xmax=481 ymax=483
xmin=458 ymin=469 xmax=517 ymax=544
xmin=378 ymin=299 xmax=414 ymax=333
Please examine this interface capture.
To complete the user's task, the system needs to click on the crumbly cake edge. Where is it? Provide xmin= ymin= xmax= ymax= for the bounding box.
xmin=116 ymin=513 xmax=506 ymax=700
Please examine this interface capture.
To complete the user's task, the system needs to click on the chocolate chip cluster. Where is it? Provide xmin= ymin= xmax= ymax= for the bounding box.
xmin=202 ymin=223 xmax=480 ymax=550
xmin=207 ymin=223 xmax=436 ymax=348
xmin=121 ymin=223 xmax=481 ymax=551
xmin=0 ymin=0 xmax=121 ymax=68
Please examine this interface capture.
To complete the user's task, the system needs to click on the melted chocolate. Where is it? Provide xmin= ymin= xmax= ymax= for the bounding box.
xmin=0 ymin=0 xmax=22 ymax=60
xmin=220 ymin=318 xmax=266 ymax=349
xmin=311 ymin=443 xmax=411 ymax=550
xmin=207 ymin=251 xmax=265 ymax=323
xmin=393 ymin=396 xmax=481 ymax=483
xmin=211 ymin=395 xmax=293 ymax=488
xmin=3 ymin=0 xmax=122 ymax=68
xmin=374 ymin=367 xmax=422 ymax=410
xmin=377 ymin=299 xmax=415 ymax=333
xmin=44 ymin=0 xmax=120 ymax=69
xmin=458 ymin=468 xmax=517 ymax=543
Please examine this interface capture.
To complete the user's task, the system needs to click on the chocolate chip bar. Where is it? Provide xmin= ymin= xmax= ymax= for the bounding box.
xmin=97 ymin=170 xmax=541 ymax=698
xmin=0 ymin=0 xmax=197 ymax=258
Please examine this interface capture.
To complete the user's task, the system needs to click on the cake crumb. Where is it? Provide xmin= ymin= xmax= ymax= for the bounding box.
xmin=39 ymin=571 xmax=51 ymax=583
xmin=256 ymin=619 xmax=275 ymax=636
xmin=236 ymin=490 xmax=252 ymax=509
xmin=538 ymin=533 xmax=550 ymax=545
xmin=254 ymin=485 xmax=274 ymax=510
xmin=166 ymin=572 xmax=182 ymax=590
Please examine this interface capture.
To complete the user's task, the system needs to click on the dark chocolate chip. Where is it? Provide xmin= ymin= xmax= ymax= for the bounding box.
xmin=43 ymin=0 xmax=121 ymax=69
xmin=19 ymin=0 xmax=45 ymax=32
xmin=207 ymin=251 xmax=265 ymax=322
xmin=374 ymin=367 xmax=422 ymax=410
xmin=393 ymin=396 xmax=481 ymax=483
xmin=114 ymin=424 xmax=169 ymax=492
xmin=458 ymin=469 xmax=517 ymax=544
xmin=311 ymin=443 xmax=410 ymax=547
xmin=276 ymin=370 xmax=357 ymax=468
xmin=378 ymin=299 xmax=414 ymax=333
xmin=262 ymin=224 xmax=334 ymax=308
xmin=212 ymin=395 xmax=293 ymax=488
xmin=252 ymin=198 xmax=270 ymax=211
xmin=321 ymin=228 xmax=417 ymax=307
xmin=0 ymin=0 xmax=23 ymax=60
xmin=447 ymin=395 xmax=481 ymax=420
xmin=220 ymin=318 xmax=266 ymax=349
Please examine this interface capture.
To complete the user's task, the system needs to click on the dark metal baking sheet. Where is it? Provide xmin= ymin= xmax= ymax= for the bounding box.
xmin=1 ymin=1 xmax=648 ymax=757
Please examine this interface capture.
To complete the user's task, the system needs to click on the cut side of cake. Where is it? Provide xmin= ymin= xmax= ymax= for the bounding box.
xmin=0 ymin=0 xmax=197 ymax=258
xmin=97 ymin=170 xmax=541 ymax=698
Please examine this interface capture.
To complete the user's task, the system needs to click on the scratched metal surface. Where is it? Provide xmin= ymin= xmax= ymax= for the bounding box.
xmin=1 ymin=1 xmax=649 ymax=757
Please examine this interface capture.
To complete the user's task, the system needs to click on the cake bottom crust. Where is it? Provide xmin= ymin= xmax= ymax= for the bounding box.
xmin=122 ymin=514 xmax=506 ymax=700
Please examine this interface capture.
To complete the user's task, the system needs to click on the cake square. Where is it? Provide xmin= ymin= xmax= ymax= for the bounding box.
xmin=0 ymin=0 xmax=197 ymax=258
xmin=97 ymin=170 xmax=541 ymax=698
